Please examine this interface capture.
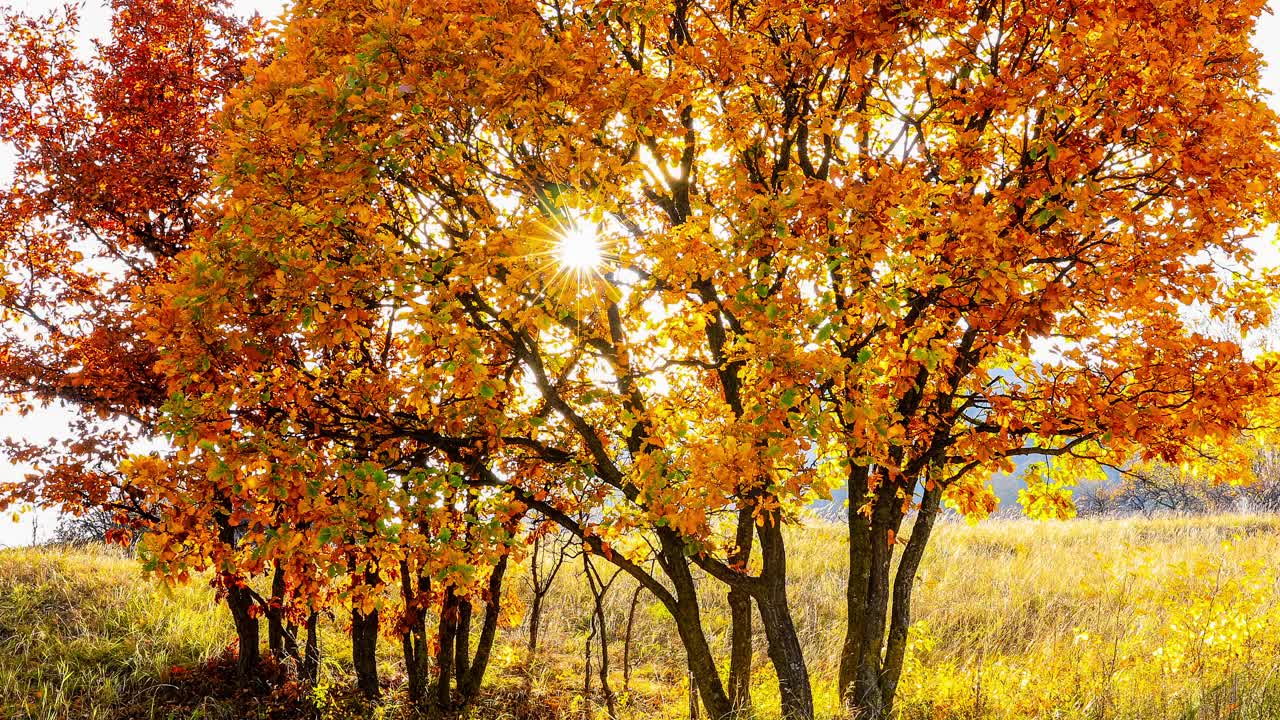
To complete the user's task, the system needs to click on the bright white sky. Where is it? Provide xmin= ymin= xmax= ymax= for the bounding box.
xmin=0 ymin=1 xmax=1277 ymax=545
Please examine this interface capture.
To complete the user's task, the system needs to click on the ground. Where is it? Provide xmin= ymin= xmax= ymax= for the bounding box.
xmin=3 ymin=514 xmax=1280 ymax=719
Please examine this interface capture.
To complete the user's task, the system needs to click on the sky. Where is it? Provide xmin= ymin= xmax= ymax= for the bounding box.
xmin=0 ymin=1 xmax=1278 ymax=545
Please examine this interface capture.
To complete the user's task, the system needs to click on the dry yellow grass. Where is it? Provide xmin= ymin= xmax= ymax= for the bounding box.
xmin=523 ymin=515 xmax=1280 ymax=720
xmin=3 ymin=514 xmax=1280 ymax=719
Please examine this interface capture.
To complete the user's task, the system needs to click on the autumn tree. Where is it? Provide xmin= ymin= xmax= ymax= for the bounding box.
xmin=0 ymin=0 xmax=253 ymax=511
xmin=162 ymin=0 xmax=1280 ymax=718
xmin=0 ymin=0 xmax=277 ymax=677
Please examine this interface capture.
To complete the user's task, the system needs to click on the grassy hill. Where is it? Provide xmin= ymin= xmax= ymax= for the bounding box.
xmin=3 ymin=515 xmax=1280 ymax=719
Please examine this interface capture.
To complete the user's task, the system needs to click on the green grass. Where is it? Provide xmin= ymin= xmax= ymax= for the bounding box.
xmin=0 ymin=545 xmax=230 ymax=719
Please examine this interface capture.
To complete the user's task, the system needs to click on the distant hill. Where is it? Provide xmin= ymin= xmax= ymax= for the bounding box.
xmin=814 ymin=454 xmax=1120 ymax=517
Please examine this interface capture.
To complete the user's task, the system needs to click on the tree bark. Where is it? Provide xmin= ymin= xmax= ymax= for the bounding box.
xmin=879 ymin=484 xmax=942 ymax=713
xmin=459 ymin=554 xmax=509 ymax=702
xmin=435 ymin=586 xmax=459 ymax=709
xmin=301 ymin=611 xmax=320 ymax=683
xmin=727 ymin=504 xmax=755 ymax=715
xmin=351 ymin=605 xmax=380 ymax=699
xmin=843 ymin=463 xmax=939 ymax=719
xmin=399 ymin=559 xmax=430 ymax=705
xmin=226 ymin=581 xmax=260 ymax=679
xmin=454 ymin=598 xmax=472 ymax=689
xmin=268 ymin=562 xmax=289 ymax=661
xmin=215 ymin=511 xmax=258 ymax=680
xmin=838 ymin=464 xmax=872 ymax=703
xmin=598 ymin=609 xmax=618 ymax=720
xmin=850 ymin=475 xmax=908 ymax=719
xmin=528 ymin=590 xmax=544 ymax=655
xmin=754 ymin=515 xmax=813 ymax=720
xmin=659 ymin=533 xmax=735 ymax=720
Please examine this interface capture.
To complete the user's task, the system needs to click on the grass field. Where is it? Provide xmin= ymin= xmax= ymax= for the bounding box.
xmin=3 ymin=514 xmax=1280 ymax=719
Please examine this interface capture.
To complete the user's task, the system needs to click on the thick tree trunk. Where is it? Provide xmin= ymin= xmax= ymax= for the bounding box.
xmin=435 ymin=587 xmax=459 ymax=709
xmin=755 ymin=516 xmax=813 ymax=720
xmin=453 ymin=598 xmax=472 ymax=688
xmin=268 ymin=562 xmax=289 ymax=661
xmin=399 ymin=559 xmax=431 ymax=705
xmin=226 ymin=582 xmax=260 ymax=679
xmin=460 ymin=555 xmax=509 ymax=701
xmin=214 ymin=512 xmax=258 ymax=680
xmin=672 ymin=603 xmax=732 ymax=720
xmin=351 ymin=606 xmax=380 ymax=698
xmin=301 ymin=611 xmax=320 ymax=683
xmin=659 ymin=534 xmax=735 ymax=720
xmin=843 ymin=465 xmax=939 ymax=720
xmin=853 ymin=488 xmax=896 ymax=718
xmin=879 ymin=485 xmax=942 ymax=712
xmin=838 ymin=464 xmax=872 ymax=703
xmin=727 ymin=505 xmax=755 ymax=715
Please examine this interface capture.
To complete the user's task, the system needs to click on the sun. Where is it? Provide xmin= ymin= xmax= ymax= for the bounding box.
xmin=555 ymin=224 xmax=604 ymax=272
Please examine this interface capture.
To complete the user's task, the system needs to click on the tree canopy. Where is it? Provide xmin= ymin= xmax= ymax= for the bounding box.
xmin=3 ymin=0 xmax=1278 ymax=717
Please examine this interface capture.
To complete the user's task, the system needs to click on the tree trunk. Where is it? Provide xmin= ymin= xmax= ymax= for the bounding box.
xmin=659 ymin=533 xmax=735 ymax=720
xmin=459 ymin=554 xmax=508 ymax=701
xmin=844 ymin=464 xmax=936 ymax=720
xmin=672 ymin=603 xmax=733 ymax=720
xmin=435 ymin=586 xmax=459 ymax=709
xmin=301 ymin=611 xmax=320 ymax=683
xmin=597 ymin=607 xmax=618 ymax=720
xmin=214 ymin=512 xmax=258 ymax=680
xmin=727 ymin=504 xmax=755 ymax=715
xmin=400 ymin=559 xmax=431 ymax=705
xmin=351 ymin=606 xmax=380 ymax=699
xmin=853 ymin=485 xmax=897 ymax=719
xmin=528 ymin=590 xmax=543 ymax=655
xmin=226 ymin=581 xmax=260 ymax=679
xmin=454 ymin=598 xmax=472 ymax=688
xmin=879 ymin=484 xmax=942 ymax=713
xmin=838 ymin=464 xmax=872 ymax=703
xmin=755 ymin=515 xmax=813 ymax=720
xmin=268 ymin=562 xmax=289 ymax=661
